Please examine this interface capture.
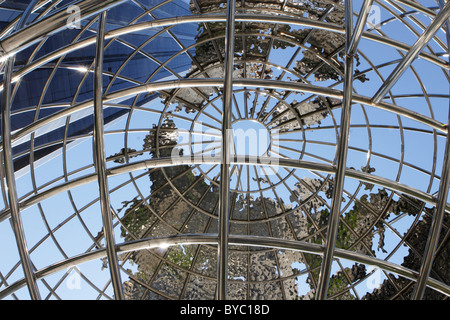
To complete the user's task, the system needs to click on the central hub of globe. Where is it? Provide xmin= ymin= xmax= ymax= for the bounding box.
xmin=231 ymin=120 xmax=271 ymax=157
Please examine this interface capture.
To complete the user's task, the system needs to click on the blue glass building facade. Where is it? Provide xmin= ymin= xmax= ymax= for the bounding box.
xmin=0 ymin=0 xmax=195 ymax=171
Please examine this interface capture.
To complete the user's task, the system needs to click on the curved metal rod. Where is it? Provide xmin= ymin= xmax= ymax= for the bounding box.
xmin=1 ymin=12 xmax=447 ymax=88
xmin=5 ymin=78 xmax=446 ymax=156
xmin=390 ymin=0 xmax=438 ymax=17
xmin=0 ymin=0 xmax=59 ymax=40
xmin=1 ymin=42 xmax=42 ymax=301
xmin=1 ymin=0 xmax=448 ymax=301
xmin=348 ymin=0 xmax=374 ymax=55
xmin=0 ymin=0 xmax=42 ymax=300
xmin=0 ymin=233 xmax=448 ymax=300
xmin=316 ymin=0 xmax=355 ymax=300
xmin=372 ymin=1 xmax=450 ymax=103
xmin=216 ymin=0 xmax=236 ymax=301
xmin=411 ymin=0 xmax=450 ymax=300
xmin=1 ymin=154 xmax=449 ymax=226
xmin=0 ymin=0 xmax=128 ymax=58
xmin=92 ymin=11 xmax=124 ymax=300
xmin=14 ymin=122 xmax=447 ymax=199
xmin=382 ymin=0 xmax=446 ymax=53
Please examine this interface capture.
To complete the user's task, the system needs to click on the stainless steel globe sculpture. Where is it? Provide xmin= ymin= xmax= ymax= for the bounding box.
xmin=0 ymin=0 xmax=448 ymax=300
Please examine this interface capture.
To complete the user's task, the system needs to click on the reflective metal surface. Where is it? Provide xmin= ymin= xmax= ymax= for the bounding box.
xmin=0 ymin=0 xmax=448 ymax=300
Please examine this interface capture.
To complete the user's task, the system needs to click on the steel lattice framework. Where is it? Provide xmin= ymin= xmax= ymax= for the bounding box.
xmin=0 ymin=0 xmax=449 ymax=300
